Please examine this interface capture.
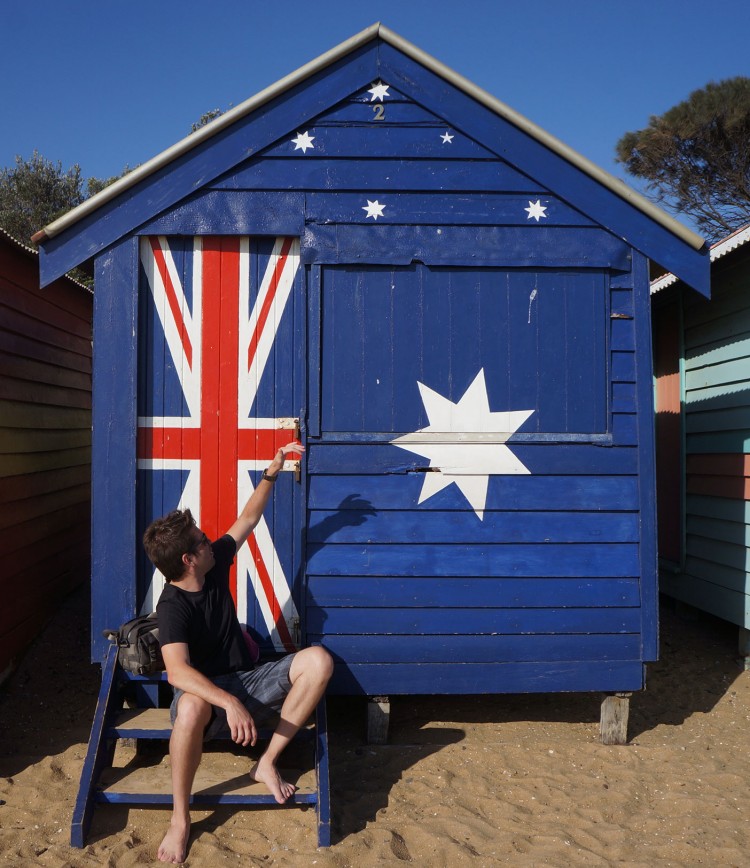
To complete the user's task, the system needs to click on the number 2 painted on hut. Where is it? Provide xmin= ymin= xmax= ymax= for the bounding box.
xmin=372 ymin=104 xmax=385 ymax=120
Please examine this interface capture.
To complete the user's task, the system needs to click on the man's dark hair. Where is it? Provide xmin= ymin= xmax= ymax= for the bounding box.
xmin=142 ymin=508 xmax=197 ymax=582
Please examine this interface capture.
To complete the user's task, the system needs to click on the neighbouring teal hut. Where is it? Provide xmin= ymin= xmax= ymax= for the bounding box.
xmin=652 ymin=223 xmax=750 ymax=665
xmin=32 ymin=24 xmax=710 ymax=846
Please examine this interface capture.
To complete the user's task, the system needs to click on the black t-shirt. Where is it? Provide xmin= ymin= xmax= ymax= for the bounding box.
xmin=156 ymin=535 xmax=255 ymax=677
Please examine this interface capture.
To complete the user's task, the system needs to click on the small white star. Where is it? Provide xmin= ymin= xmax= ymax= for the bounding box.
xmin=440 ymin=131 xmax=454 ymax=144
xmin=362 ymin=199 xmax=386 ymax=220
xmin=291 ymin=131 xmax=315 ymax=153
xmin=525 ymin=200 xmax=548 ymax=221
xmin=368 ymin=81 xmax=390 ymax=102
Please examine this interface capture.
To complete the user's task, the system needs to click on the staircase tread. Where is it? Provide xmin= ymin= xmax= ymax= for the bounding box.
xmin=100 ymin=756 xmax=316 ymax=797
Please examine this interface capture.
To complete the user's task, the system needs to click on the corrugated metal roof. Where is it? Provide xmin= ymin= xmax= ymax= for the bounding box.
xmin=0 ymin=225 xmax=37 ymax=255
xmin=650 ymin=222 xmax=750 ymax=295
xmin=0 ymin=225 xmax=92 ymax=293
xmin=33 ymin=22 xmax=705 ymax=252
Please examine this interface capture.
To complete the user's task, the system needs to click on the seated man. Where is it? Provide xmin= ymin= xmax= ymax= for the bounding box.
xmin=142 ymin=443 xmax=333 ymax=865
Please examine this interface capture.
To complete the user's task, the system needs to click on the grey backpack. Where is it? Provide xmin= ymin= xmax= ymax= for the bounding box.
xmin=105 ymin=614 xmax=164 ymax=676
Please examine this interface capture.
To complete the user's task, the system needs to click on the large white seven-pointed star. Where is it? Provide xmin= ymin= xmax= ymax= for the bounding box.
xmin=391 ymin=369 xmax=533 ymax=520
xmin=362 ymin=199 xmax=386 ymax=220
xmin=291 ymin=131 xmax=315 ymax=153
xmin=525 ymin=199 xmax=548 ymax=221
xmin=368 ymin=81 xmax=390 ymax=101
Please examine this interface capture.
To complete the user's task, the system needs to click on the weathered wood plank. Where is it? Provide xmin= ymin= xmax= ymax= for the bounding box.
xmin=0 ymin=464 xmax=90 ymax=502
xmin=0 ymin=501 xmax=90 ymax=553
xmin=687 ymin=515 xmax=750 ymax=547
xmin=307 ymin=508 xmax=638 ymax=544
xmin=306 ymin=542 xmax=639 ymax=578
xmin=214 ymin=157 xmax=539 ymax=193
xmin=0 ymin=292 xmax=91 ymax=347
xmin=686 ymin=324 xmax=750 ymax=361
xmin=685 ymin=383 xmax=750 ymax=409
xmin=686 ymin=536 xmax=750 ymax=572
xmin=306 ymin=606 xmax=641 ymax=635
xmin=0 ymin=301 xmax=91 ymax=356
xmin=686 ymin=359 xmax=750 ymax=392
xmin=0 ymin=400 xmax=91 ymax=430
xmin=0 ymin=427 xmax=91 ymax=454
xmin=262 ymin=124 xmax=496 ymax=159
xmin=306 ymin=576 xmax=641 ymax=608
xmin=611 ymin=351 xmax=635 ymax=383
xmin=313 ymin=633 xmax=641 ymax=664
xmin=138 ymin=190 xmax=304 ymax=236
xmin=660 ymin=571 xmax=750 ymax=629
xmin=327 ymin=660 xmax=645 ymax=695
xmin=0 ymin=376 xmax=91 ymax=410
xmin=0 ymin=351 xmax=92 ymax=391
xmin=687 ymin=494 xmax=750 ymax=523
xmin=305 ymin=192 xmax=592 ymax=226
xmin=687 ymin=473 xmax=750 ymax=499
xmin=1 ymin=331 xmax=91 ymax=374
xmin=685 ymin=406 xmax=750 ymax=434
xmin=686 ymin=431 xmax=750 ymax=454
xmin=610 ymin=318 xmax=635 ymax=352
xmin=307 ymin=474 xmax=640 ymax=511
xmin=307 ymin=443 xmax=638 ymax=475
xmin=304 ymin=224 xmax=632 ymax=269
xmin=0 ymin=483 xmax=89 ymax=529
xmin=682 ymin=555 xmax=749 ymax=595
xmin=0 ymin=447 xmax=91 ymax=477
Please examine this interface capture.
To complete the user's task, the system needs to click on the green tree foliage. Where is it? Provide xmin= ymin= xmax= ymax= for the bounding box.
xmin=0 ymin=151 xmax=86 ymax=247
xmin=616 ymin=77 xmax=750 ymax=242
xmin=87 ymin=168 xmax=132 ymax=198
xmin=190 ymin=108 xmax=225 ymax=133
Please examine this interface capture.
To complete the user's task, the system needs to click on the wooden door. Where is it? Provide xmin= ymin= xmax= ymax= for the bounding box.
xmin=304 ymin=263 xmax=642 ymax=695
xmin=136 ymin=235 xmax=303 ymax=652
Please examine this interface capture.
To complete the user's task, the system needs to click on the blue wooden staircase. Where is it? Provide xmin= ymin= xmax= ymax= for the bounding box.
xmin=71 ymin=644 xmax=331 ymax=848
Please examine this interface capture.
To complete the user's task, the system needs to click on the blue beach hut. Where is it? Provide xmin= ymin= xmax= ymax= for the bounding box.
xmin=34 ymin=22 xmax=709 ymax=844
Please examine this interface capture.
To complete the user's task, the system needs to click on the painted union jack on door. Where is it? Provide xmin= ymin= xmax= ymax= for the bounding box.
xmin=136 ymin=235 xmax=301 ymax=652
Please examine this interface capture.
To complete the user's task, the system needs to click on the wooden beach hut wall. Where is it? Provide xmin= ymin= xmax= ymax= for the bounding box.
xmin=35 ymin=24 xmax=710 ymax=705
xmin=652 ymin=224 xmax=750 ymax=665
xmin=0 ymin=228 xmax=92 ymax=681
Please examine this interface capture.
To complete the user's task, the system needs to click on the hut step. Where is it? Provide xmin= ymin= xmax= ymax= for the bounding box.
xmin=71 ymin=645 xmax=330 ymax=848
xmin=98 ymin=761 xmax=318 ymax=805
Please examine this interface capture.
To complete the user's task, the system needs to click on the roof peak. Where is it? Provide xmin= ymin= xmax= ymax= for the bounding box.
xmin=34 ymin=23 xmax=704 ymax=255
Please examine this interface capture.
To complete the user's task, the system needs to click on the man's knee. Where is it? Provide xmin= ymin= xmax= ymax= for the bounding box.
xmin=289 ymin=645 xmax=333 ymax=684
xmin=174 ymin=693 xmax=212 ymax=732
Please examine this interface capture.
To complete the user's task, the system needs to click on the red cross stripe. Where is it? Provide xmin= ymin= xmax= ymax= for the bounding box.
xmin=137 ymin=235 xmax=300 ymax=651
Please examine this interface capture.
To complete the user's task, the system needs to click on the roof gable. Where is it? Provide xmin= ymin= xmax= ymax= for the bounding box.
xmin=37 ymin=24 xmax=709 ymax=295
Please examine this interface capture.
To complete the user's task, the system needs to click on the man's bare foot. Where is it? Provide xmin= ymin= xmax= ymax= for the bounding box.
xmin=157 ymin=816 xmax=190 ymax=863
xmin=250 ymin=756 xmax=297 ymax=804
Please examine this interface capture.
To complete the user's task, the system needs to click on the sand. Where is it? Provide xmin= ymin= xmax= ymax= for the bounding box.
xmin=1 ymin=586 xmax=748 ymax=867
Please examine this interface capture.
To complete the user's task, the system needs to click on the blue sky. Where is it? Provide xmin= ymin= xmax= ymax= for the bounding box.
xmin=3 ymin=0 xmax=750 ymax=233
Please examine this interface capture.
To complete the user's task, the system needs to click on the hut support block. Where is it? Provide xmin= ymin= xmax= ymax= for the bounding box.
xmin=739 ymin=628 xmax=750 ymax=671
xmin=599 ymin=693 xmax=631 ymax=745
xmin=367 ymin=696 xmax=390 ymax=744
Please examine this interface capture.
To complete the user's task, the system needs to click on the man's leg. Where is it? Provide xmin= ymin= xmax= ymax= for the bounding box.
xmin=251 ymin=645 xmax=333 ymax=803
xmin=158 ymin=693 xmax=212 ymax=864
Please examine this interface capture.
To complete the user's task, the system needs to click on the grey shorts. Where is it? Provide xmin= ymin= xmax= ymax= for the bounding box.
xmin=170 ymin=654 xmax=295 ymax=740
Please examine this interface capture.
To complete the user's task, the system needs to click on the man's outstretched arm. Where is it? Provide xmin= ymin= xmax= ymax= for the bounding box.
xmin=226 ymin=442 xmax=304 ymax=549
